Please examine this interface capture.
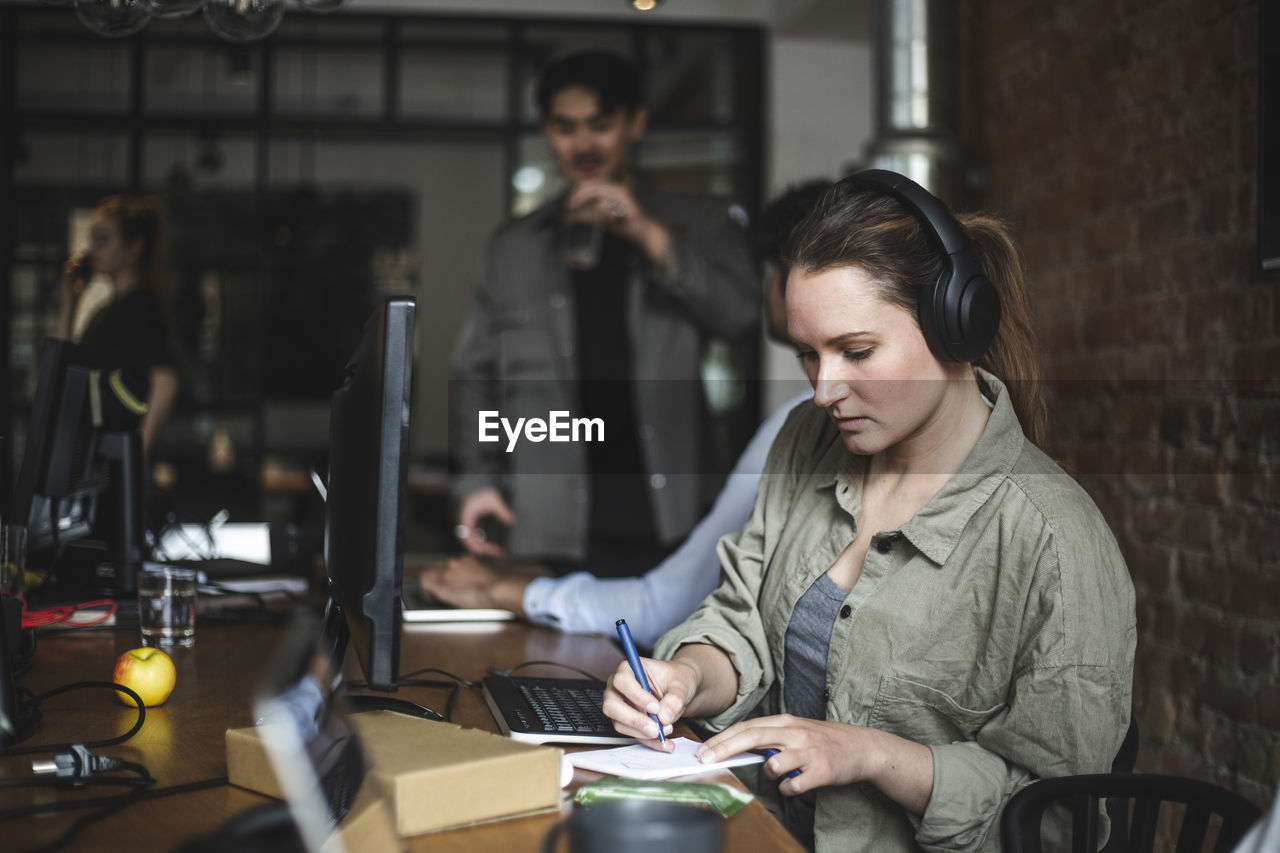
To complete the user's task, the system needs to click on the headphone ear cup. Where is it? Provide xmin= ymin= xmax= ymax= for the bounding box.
xmin=847 ymin=169 xmax=1003 ymax=362
xmin=957 ymin=274 xmax=1001 ymax=362
xmin=940 ymin=272 xmax=1000 ymax=363
xmin=917 ymin=272 xmax=953 ymax=363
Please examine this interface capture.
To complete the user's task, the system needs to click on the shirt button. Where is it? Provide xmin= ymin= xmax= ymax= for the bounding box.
xmin=823 ymin=688 xmax=831 ymax=703
xmin=649 ymin=473 xmax=666 ymax=490
xmin=839 ymin=604 xmax=852 ymax=618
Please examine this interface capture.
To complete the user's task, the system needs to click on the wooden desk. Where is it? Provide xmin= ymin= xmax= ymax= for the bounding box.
xmin=4 ymin=616 xmax=802 ymax=852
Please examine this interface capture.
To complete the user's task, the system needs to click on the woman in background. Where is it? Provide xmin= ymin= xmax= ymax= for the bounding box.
xmin=58 ymin=194 xmax=180 ymax=457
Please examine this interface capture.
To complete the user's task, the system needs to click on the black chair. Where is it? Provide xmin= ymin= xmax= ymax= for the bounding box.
xmin=1103 ymin=717 xmax=1141 ymax=848
xmin=1001 ymin=772 xmax=1262 ymax=853
xmin=1112 ymin=717 xmax=1140 ymax=775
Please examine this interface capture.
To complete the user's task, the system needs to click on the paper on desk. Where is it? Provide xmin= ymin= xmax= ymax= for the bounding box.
xmin=199 ymin=575 xmax=309 ymax=595
xmin=567 ymin=737 xmax=764 ymax=781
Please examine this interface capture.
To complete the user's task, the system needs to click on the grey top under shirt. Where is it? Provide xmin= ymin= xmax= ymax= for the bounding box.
xmin=781 ymin=571 xmax=851 ymax=850
xmin=784 ymin=571 xmax=850 ymax=718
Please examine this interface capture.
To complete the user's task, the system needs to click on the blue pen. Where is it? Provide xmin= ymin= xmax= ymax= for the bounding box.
xmin=761 ymin=747 xmax=802 ymax=779
xmin=615 ymin=619 xmax=666 ymax=744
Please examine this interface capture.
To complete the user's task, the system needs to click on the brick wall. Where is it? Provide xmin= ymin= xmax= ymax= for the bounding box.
xmin=966 ymin=0 xmax=1277 ymax=806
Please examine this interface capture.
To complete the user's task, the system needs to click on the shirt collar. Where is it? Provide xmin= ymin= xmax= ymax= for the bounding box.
xmin=817 ymin=368 xmax=1027 ymax=566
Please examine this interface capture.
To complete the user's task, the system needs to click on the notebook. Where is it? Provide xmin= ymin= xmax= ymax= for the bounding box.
xmin=567 ymin=737 xmax=765 ymax=780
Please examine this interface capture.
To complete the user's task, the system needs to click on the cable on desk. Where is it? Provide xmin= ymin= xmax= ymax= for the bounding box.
xmin=0 ymin=681 xmax=147 ymax=757
xmin=495 ymin=660 xmax=606 ymax=684
xmin=28 ymin=621 xmax=135 ymax=637
xmin=397 ymin=678 xmax=460 ymax=722
xmin=9 ymin=775 xmax=229 ymax=853
xmin=0 ymin=744 xmax=154 ymax=790
xmin=21 ymin=598 xmax=118 ymax=630
xmin=400 ymin=665 xmax=482 ymax=690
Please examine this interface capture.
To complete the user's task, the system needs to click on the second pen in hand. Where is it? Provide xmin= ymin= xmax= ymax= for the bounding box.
xmin=615 ymin=618 xmax=666 ymax=744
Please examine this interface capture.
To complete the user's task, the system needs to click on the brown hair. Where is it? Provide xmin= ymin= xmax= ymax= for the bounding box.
xmin=783 ymin=181 xmax=1046 ymax=445
xmin=97 ymin=194 xmax=174 ymax=334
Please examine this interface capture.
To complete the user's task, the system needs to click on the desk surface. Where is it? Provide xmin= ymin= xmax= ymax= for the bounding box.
xmin=4 ymin=613 xmax=802 ymax=853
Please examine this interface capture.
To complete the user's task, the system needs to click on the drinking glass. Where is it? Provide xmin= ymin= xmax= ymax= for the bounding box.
xmin=138 ymin=564 xmax=198 ymax=648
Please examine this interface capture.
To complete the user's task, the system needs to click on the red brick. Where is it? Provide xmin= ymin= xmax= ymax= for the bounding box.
xmin=1230 ymin=470 xmax=1276 ymax=505
xmin=1260 ymin=683 xmax=1280 ymax=730
xmin=1171 ymin=448 xmax=1229 ymax=504
xmin=1228 ymin=564 xmax=1280 ymax=620
xmin=1177 ymin=505 xmax=1219 ymax=553
xmin=1200 ymin=613 xmax=1242 ymax=671
xmin=1238 ymin=625 xmax=1278 ymax=676
xmin=1177 ymin=552 xmax=1220 ymax=605
xmin=1122 ymin=441 xmax=1173 ymax=493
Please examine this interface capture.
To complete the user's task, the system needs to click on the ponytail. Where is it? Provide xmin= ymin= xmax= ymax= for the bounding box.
xmin=959 ymin=213 xmax=1046 ymax=445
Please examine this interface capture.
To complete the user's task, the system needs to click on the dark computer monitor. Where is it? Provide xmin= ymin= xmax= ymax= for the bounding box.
xmin=11 ymin=338 xmax=146 ymax=595
xmin=321 ymin=296 xmax=415 ymax=692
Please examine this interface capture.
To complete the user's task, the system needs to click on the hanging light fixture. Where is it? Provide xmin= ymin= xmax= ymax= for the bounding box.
xmin=203 ymin=0 xmax=285 ymax=44
xmin=74 ymin=0 xmax=153 ymax=38
xmin=629 ymin=0 xmax=663 ymax=10
xmin=57 ymin=0 xmax=351 ymax=43
xmin=151 ymin=0 xmax=206 ymax=20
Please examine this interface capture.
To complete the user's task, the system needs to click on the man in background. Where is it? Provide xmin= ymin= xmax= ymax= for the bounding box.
xmin=446 ymin=50 xmax=758 ymax=579
xmin=423 ymin=180 xmax=834 ymax=645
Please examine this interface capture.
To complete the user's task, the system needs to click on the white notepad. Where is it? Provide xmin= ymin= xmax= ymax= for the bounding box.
xmin=567 ymin=737 xmax=764 ymax=781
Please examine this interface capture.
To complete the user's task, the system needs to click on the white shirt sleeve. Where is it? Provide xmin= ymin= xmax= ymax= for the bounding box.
xmin=1232 ymin=785 xmax=1280 ymax=853
xmin=521 ymin=391 xmax=812 ymax=648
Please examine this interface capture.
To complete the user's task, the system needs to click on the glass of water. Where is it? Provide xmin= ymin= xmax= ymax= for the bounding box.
xmin=138 ymin=564 xmax=198 ymax=648
xmin=561 ymin=220 xmax=603 ymax=270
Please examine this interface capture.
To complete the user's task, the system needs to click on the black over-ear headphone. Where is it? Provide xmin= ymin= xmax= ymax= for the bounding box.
xmin=846 ymin=169 xmax=1001 ymax=363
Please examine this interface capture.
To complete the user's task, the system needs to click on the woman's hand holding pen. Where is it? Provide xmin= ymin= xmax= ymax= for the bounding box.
xmin=601 ymin=656 xmax=697 ymax=751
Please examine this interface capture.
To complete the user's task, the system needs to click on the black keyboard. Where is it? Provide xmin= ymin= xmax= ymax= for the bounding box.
xmin=482 ymin=674 xmax=634 ymax=745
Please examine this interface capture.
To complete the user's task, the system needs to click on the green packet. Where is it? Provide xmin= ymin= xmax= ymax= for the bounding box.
xmin=571 ymin=777 xmax=754 ymax=818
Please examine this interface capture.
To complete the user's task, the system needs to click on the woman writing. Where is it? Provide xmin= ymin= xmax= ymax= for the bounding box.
xmin=602 ymin=172 xmax=1136 ymax=852
xmin=57 ymin=194 xmax=180 ymax=457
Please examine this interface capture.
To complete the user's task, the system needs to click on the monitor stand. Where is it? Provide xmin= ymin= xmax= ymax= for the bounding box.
xmin=0 ymin=595 xmax=39 ymax=747
xmin=87 ymin=429 xmax=146 ymax=596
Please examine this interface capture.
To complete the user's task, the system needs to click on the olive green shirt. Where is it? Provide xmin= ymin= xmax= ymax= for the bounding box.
xmin=654 ymin=370 xmax=1136 ymax=853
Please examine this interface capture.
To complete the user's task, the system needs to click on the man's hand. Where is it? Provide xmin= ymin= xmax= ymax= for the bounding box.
xmin=455 ymin=487 xmax=516 ymax=557
xmin=416 ymin=555 xmax=530 ymax=615
xmin=566 ymin=180 xmax=675 ymax=275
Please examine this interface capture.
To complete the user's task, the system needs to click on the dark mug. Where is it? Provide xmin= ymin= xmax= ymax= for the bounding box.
xmin=542 ymin=800 xmax=724 ymax=853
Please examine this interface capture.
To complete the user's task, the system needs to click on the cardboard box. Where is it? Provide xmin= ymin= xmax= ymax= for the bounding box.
xmin=225 ymin=725 xmax=401 ymax=853
xmin=226 ymin=711 xmax=563 ymax=837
